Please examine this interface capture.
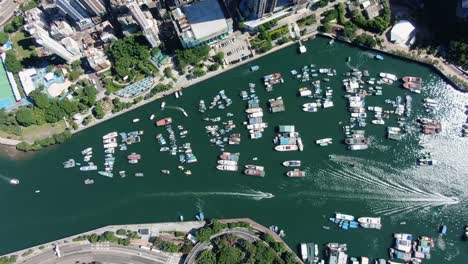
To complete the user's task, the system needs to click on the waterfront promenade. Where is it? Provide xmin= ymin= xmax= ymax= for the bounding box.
xmin=2 ymin=218 xmax=299 ymax=264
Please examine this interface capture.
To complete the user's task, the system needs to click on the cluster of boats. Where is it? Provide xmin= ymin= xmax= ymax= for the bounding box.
xmin=263 ymin=73 xmax=284 ymax=91
xmin=402 ymin=76 xmax=423 ymax=93
xmin=417 ymin=118 xmax=442 ymax=135
xmin=416 ymin=151 xmax=436 ymax=166
xmin=316 ymin=138 xmax=333 ymax=147
xmin=329 ymin=213 xmax=382 ymax=230
xmin=389 ymin=233 xmax=434 ymax=263
xmin=156 ymin=121 xmax=198 ymax=164
xmin=378 ymin=72 xmax=398 ymax=85
xmin=268 ymin=96 xmax=285 ymax=113
xmin=243 ymin=86 xmax=267 ymax=139
xmin=282 ymin=160 xmax=305 ymax=178
xmin=205 ymin=117 xmax=237 ymax=149
xmin=344 ymin=130 xmax=368 ymax=150
xmin=216 ymin=152 xmax=240 ymax=171
xmin=208 ymin=90 xmax=232 ymax=110
xmin=273 ymin=125 xmax=304 ymax=152
xmin=422 ymin=98 xmax=437 ymax=113
xmin=78 ymin=148 xmax=97 ymax=172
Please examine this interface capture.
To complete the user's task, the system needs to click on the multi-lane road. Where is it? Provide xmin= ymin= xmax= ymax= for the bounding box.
xmin=20 ymin=242 xmax=181 ymax=264
xmin=0 ymin=0 xmax=18 ymax=27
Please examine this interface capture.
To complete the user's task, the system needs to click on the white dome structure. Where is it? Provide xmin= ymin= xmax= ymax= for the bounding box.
xmin=390 ymin=20 xmax=416 ymax=46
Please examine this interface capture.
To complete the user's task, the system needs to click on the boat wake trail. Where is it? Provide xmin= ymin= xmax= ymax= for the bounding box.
xmin=163 ymin=105 xmax=188 ymax=117
xmin=0 ymin=174 xmax=12 ymax=183
xmin=141 ymin=190 xmax=274 ymax=201
xmin=295 ymin=155 xmax=463 ymax=216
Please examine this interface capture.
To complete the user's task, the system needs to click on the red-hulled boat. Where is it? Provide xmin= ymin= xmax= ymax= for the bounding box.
xmin=402 ymin=76 xmax=422 ymax=83
xmin=156 ymin=117 xmax=172 ymax=126
xmin=127 ymin=153 xmax=141 ymax=160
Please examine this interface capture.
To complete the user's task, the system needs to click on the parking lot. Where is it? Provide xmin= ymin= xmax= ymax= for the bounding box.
xmin=213 ymin=33 xmax=253 ymax=65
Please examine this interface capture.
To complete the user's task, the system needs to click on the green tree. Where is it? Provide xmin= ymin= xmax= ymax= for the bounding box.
xmin=163 ymin=67 xmax=174 ymax=79
xmin=88 ymin=234 xmax=99 ymax=243
xmin=116 ymin=229 xmax=126 ymax=236
xmin=196 ymin=250 xmax=216 ymax=264
xmin=217 ymin=245 xmax=244 ymax=264
xmin=45 ymin=103 xmax=65 ymax=123
xmin=3 ymin=24 xmax=15 ymax=33
xmin=337 ymin=3 xmax=346 ymax=25
xmin=150 ymin=47 xmax=161 ymax=57
xmin=208 ymin=63 xmax=219 ymax=71
xmin=448 ymin=41 xmax=467 ymax=68
xmin=214 ymin=52 xmax=225 ymax=65
xmin=319 ymin=23 xmax=333 ymax=33
xmin=5 ymin=51 xmax=23 ymax=73
xmin=157 ymin=241 xmax=181 ymax=253
xmin=254 ymin=243 xmax=276 ymax=264
xmin=195 ymin=227 xmax=213 ymax=242
xmin=58 ymin=99 xmax=78 ymax=115
xmin=93 ymin=104 xmax=105 ymax=119
xmin=321 ymin=9 xmax=338 ymax=24
xmin=0 ymin=31 xmax=9 ymax=45
xmin=15 ymin=108 xmax=35 ymax=126
xmin=28 ymin=90 xmax=51 ymax=109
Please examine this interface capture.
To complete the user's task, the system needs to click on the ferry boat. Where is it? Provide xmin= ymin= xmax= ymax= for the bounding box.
xmin=357 ymin=217 xmax=382 ymax=229
xmin=286 ymin=169 xmax=305 ymax=178
xmin=161 ymin=170 xmax=171 ymax=174
xmin=243 ymin=169 xmax=265 ymax=177
xmin=132 ymin=118 xmax=140 ymax=123
xmin=275 ymin=145 xmax=298 ymax=151
xmin=9 ymin=178 xmax=19 ymax=185
xmin=149 ymin=114 xmax=155 ymax=120
xmin=156 ymin=117 xmax=172 ymax=126
xmin=98 ymin=171 xmax=113 ymax=178
xmin=282 ymin=160 xmax=301 ymax=167
xmin=84 ymin=179 xmax=94 ymax=185
xmin=216 ymin=165 xmax=238 ymax=171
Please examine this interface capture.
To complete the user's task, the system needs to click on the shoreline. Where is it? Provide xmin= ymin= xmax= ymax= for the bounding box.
xmin=2 ymin=31 xmax=466 ymax=152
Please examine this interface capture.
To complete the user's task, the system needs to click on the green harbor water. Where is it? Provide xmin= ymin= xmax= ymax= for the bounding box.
xmin=1 ymin=37 xmax=467 ymax=262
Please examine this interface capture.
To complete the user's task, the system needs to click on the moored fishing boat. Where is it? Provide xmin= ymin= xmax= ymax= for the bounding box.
xmin=348 ymin=144 xmax=368 ymax=150
xmin=358 ymin=217 xmax=382 ymax=229
xmin=98 ymin=171 xmax=113 ymax=178
xmin=402 ymin=76 xmax=422 ymax=83
xmin=375 ymin=54 xmax=384 ymax=60
xmin=84 ymin=179 xmax=94 ymax=185
xmin=81 ymin=147 xmax=93 ymax=155
xmin=243 ymin=169 xmax=265 ymax=177
xmin=244 ymin=165 xmax=264 ymax=171
xmin=250 ymin=65 xmax=259 ymax=71
xmin=80 ymin=163 xmax=97 ymax=171
xmin=217 ymin=160 xmax=237 ymax=166
xmin=286 ymin=169 xmax=305 ymax=178
xmin=127 ymin=153 xmax=141 ymax=160
xmin=216 ymin=165 xmax=238 ymax=171
xmin=102 ymin=132 xmax=117 ymax=140
xmin=282 ymin=160 xmax=301 ymax=167
xmin=156 ymin=117 xmax=172 ymax=126
xmin=135 ymin=173 xmax=144 ymax=177
xmin=161 ymin=170 xmax=171 ymax=174
xmin=149 ymin=114 xmax=155 ymax=120
xmin=275 ymin=144 xmax=298 ymax=151
xmin=132 ymin=118 xmax=140 ymax=123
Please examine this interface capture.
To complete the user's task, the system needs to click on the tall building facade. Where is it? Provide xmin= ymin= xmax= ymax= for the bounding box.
xmin=80 ymin=0 xmax=107 ymax=16
xmin=55 ymin=0 xmax=94 ymax=29
xmin=25 ymin=25 xmax=80 ymax=63
xmin=253 ymin=0 xmax=277 ymax=18
xmin=127 ymin=0 xmax=161 ymax=47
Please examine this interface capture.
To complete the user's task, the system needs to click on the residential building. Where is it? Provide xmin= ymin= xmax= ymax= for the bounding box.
xmin=127 ymin=0 xmax=161 ymax=47
xmin=61 ymin=37 xmax=81 ymax=55
xmin=25 ymin=24 xmax=80 ymax=63
xmin=50 ymin=20 xmax=75 ymax=40
xmin=80 ymin=0 xmax=107 ymax=16
xmin=24 ymin=8 xmax=49 ymax=30
xmin=84 ymin=47 xmax=111 ymax=71
xmin=172 ymin=0 xmax=233 ymax=48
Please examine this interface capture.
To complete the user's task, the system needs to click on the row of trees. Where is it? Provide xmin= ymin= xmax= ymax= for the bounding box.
xmin=72 ymin=230 xmax=134 ymax=246
xmin=350 ymin=1 xmax=391 ymax=34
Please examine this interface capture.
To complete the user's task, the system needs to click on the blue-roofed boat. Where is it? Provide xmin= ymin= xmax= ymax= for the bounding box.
xmin=250 ymin=65 xmax=259 ymax=71
xmin=196 ymin=211 xmax=205 ymax=221
xmin=440 ymin=225 xmax=447 ymax=235
xmin=375 ymin=54 xmax=384 ymax=60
